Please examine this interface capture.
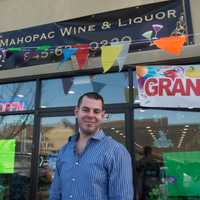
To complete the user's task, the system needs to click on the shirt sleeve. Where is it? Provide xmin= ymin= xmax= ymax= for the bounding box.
xmin=48 ymin=159 xmax=62 ymax=200
xmin=107 ymin=144 xmax=134 ymax=200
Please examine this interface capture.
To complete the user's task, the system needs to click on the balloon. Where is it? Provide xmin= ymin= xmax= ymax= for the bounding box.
xmin=136 ymin=66 xmax=148 ymax=77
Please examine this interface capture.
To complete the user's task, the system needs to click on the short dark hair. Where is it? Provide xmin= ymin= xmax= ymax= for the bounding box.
xmin=77 ymin=92 xmax=105 ymax=110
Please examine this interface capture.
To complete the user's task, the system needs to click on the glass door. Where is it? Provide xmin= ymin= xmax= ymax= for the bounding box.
xmin=102 ymin=113 xmax=126 ymax=146
xmin=134 ymin=109 xmax=200 ymax=200
xmin=36 ymin=112 xmax=128 ymax=200
xmin=37 ymin=116 xmax=76 ymax=200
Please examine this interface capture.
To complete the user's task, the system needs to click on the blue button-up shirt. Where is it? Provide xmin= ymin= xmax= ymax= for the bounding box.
xmin=49 ymin=130 xmax=133 ymax=200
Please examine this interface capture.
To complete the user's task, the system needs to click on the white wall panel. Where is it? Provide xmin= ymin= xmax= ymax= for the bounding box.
xmin=0 ymin=0 xmax=167 ymax=32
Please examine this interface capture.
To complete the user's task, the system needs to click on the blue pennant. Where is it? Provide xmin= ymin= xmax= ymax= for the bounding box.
xmin=60 ymin=48 xmax=77 ymax=65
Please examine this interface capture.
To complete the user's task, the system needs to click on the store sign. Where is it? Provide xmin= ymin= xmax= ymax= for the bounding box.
xmin=0 ymin=0 xmax=193 ymax=69
xmin=0 ymin=101 xmax=25 ymax=112
xmin=136 ymin=65 xmax=200 ymax=108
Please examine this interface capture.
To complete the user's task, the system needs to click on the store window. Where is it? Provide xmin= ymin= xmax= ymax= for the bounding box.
xmin=102 ymin=113 xmax=126 ymax=146
xmin=134 ymin=109 xmax=200 ymax=200
xmin=0 ymin=81 xmax=36 ymax=112
xmin=0 ymin=114 xmax=33 ymax=200
xmin=41 ymin=72 xmax=129 ymax=108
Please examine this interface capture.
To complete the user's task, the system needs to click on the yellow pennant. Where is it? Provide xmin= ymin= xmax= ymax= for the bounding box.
xmin=101 ymin=45 xmax=123 ymax=73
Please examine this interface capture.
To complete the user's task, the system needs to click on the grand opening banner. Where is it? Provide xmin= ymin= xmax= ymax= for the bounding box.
xmin=136 ymin=65 xmax=200 ymax=108
xmin=0 ymin=0 xmax=193 ymax=69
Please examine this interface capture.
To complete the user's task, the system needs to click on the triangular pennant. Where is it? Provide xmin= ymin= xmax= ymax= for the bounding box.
xmin=62 ymin=77 xmax=74 ymax=95
xmin=91 ymin=81 xmax=106 ymax=93
xmin=89 ymin=75 xmax=95 ymax=81
xmin=101 ymin=45 xmax=123 ymax=73
xmin=0 ymin=49 xmax=7 ymax=63
xmin=72 ymin=44 xmax=89 ymax=70
xmin=111 ymin=41 xmax=130 ymax=71
xmin=153 ymin=35 xmax=187 ymax=56
xmin=60 ymin=48 xmax=77 ymax=65
xmin=5 ymin=51 xmax=25 ymax=68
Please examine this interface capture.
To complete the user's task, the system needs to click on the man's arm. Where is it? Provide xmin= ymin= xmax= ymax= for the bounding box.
xmin=107 ymin=145 xmax=134 ymax=200
xmin=48 ymin=160 xmax=62 ymax=200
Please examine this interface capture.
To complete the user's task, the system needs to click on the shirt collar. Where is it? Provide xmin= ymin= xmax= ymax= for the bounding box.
xmin=91 ymin=129 xmax=105 ymax=141
xmin=68 ymin=129 xmax=105 ymax=142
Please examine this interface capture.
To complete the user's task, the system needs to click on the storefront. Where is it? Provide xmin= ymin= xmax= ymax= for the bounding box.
xmin=0 ymin=0 xmax=200 ymax=200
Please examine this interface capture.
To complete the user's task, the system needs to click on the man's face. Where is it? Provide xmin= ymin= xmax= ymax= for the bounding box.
xmin=74 ymin=96 xmax=105 ymax=136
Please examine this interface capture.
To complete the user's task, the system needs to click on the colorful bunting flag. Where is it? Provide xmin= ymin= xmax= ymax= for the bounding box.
xmin=89 ymin=75 xmax=95 ymax=81
xmin=5 ymin=51 xmax=25 ymax=68
xmin=111 ymin=41 xmax=130 ymax=71
xmin=0 ymin=34 xmax=189 ymax=70
xmin=101 ymin=44 xmax=123 ymax=73
xmin=91 ymin=81 xmax=106 ymax=93
xmin=153 ymin=35 xmax=187 ymax=56
xmin=0 ymin=49 xmax=6 ymax=64
xmin=60 ymin=48 xmax=77 ymax=66
xmin=62 ymin=77 xmax=74 ymax=95
xmin=72 ymin=44 xmax=89 ymax=70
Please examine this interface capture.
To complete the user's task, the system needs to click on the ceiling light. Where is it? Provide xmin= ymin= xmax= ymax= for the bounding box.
xmin=134 ymin=100 xmax=140 ymax=103
xmin=68 ymin=90 xmax=75 ymax=94
xmin=41 ymin=105 xmax=47 ymax=108
xmin=17 ymin=94 xmax=24 ymax=98
xmin=182 ymin=131 xmax=187 ymax=134
xmin=188 ymin=107 xmax=194 ymax=109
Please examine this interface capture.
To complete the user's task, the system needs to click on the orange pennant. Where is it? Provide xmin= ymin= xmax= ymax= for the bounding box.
xmin=153 ymin=35 xmax=187 ymax=56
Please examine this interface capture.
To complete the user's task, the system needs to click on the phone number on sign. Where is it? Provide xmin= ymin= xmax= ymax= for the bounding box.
xmin=0 ymin=35 xmax=134 ymax=62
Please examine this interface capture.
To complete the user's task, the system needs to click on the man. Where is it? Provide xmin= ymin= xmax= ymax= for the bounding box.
xmin=49 ymin=92 xmax=133 ymax=200
xmin=137 ymin=146 xmax=160 ymax=200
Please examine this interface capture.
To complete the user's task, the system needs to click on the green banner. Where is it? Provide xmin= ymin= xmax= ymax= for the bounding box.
xmin=163 ymin=151 xmax=200 ymax=197
xmin=0 ymin=139 xmax=16 ymax=174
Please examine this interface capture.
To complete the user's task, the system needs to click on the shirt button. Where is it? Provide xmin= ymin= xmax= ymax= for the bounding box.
xmin=75 ymin=161 xmax=79 ymax=165
xmin=72 ymin=178 xmax=76 ymax=182
xmin=69 ymin=195 xmax=73 ymax=198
